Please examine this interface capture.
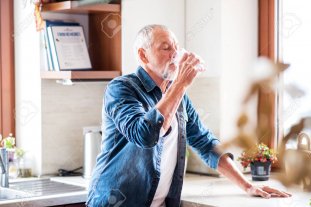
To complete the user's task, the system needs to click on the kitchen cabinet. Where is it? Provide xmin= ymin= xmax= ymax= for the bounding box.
xmin=41 ymin=0 xmax=121 ymax=80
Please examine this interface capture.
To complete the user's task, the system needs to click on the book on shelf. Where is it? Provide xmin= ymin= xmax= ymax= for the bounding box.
xmin=47 ymin=25 xmax=92 ymax=71
xmin=41 ymin=20 xmax=92 ymax=71
xmin=42 ymin=20 xmax=80 ymax=71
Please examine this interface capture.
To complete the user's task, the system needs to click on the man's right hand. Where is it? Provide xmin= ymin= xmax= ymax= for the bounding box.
xmin=156 ymin=52 xmax=202 ymax=132
xmin=173 ymin=52 xmax=201 ymax=88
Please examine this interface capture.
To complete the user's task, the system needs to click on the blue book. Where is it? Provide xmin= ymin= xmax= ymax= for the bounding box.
xmin=43 ymin=20 xmax=80 ymax=71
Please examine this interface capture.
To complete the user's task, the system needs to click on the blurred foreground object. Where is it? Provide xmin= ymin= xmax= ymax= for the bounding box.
xmin=279 ymin=129 xmax=311 ymax=191
xmin=218 ymin=57 xmax=289 ymax=152
xmin=215 ymin=56 xmax=311 ymax=192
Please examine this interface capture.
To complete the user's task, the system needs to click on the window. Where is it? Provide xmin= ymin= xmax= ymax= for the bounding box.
xmin=278 ymin=0 xmax=311 ymax=133
xmin=259 ymin=0 xmax=311 ymax=146
xmin=0 ymin=0 xmax=15 ymax=137
xmin=278 ymin=0 xmax=311 ymax=142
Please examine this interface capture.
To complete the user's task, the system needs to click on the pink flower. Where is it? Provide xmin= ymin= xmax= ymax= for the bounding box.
xmin=238 ymin=143 xmax=277 ymax=168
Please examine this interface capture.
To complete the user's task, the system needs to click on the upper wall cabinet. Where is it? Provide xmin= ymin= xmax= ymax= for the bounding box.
xmin=40 ymin=0 xmax=121 ymax=80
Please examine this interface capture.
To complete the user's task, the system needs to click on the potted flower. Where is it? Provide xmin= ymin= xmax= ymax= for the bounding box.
xmin=1 ymin=133 xmax=16 ymax=162
xmin=238 ymin=143 xmax=277 ymax=181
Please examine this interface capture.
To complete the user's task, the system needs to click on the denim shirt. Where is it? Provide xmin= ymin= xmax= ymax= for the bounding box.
xmin=86 ymin=67 xmax=222 ymax=207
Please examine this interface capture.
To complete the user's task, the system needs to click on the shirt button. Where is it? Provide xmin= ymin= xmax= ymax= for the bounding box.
xmin=181 ymin=156 xmax=184 ymax=159
xmin=179 ymin=175 xmax=183 ymax=179
xmin=158 ymin=120 xmax=162 ymax=124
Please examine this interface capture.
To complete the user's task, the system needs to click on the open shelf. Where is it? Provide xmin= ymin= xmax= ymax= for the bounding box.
xmin=42 ymin=1 xmax=121 ymax=14
xmin=41 ymin=1 xmax=122 ymax=81
xmin=41 ymin=70 xmax=121 ymax=80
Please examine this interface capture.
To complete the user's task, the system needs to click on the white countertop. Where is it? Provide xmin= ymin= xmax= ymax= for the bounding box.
xmin=181 ymin=173 xmax=311 ymax=207
xmin=0 ymin=173 xmax=310 ymax=207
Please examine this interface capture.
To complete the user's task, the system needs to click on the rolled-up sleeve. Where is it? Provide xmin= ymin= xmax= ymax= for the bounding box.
xmin=184 ymin=95 xmax=222 ymax=170
xmin=104 ymin=79 xmax=164 ymax=148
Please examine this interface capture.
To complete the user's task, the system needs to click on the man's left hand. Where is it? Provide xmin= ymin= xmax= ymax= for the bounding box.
xmin=246 ymin=185 xmax=292 ymax=198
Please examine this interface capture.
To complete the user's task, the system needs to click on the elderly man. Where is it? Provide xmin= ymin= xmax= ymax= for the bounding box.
xmin=86 ymin=24 xmax=290 ymax=207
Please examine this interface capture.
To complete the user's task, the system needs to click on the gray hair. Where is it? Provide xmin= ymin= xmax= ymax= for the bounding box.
xmin=133 ymin=24 xmax=173 ymax=64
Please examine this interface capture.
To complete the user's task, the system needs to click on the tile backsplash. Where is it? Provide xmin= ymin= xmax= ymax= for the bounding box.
xmin=41 ymin=80 xmax=108 ymax=175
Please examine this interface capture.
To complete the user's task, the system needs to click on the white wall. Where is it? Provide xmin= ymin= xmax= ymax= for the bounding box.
xmin=185 ymin=0 xmax=258 ymax=174
xmin=14 ymin=0 xmax=42 ymax=176
xmin=218 ymin=0 xmax=258 ymax=172
xmin=185 ymin=0 xmax=222 ymax=77
xmin=121 ymin=0 xmax=185 ymax=74
xmin=219 ymin=0 xmax=258 ymax=140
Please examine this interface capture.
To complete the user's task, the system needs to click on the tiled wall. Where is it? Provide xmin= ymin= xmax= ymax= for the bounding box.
xmin=41 ymin=80 xmax=108 ymax=175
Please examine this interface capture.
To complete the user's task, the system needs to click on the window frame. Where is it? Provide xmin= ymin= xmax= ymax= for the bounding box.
xmin=0 ymin=0 xmax=15 ymax=137
xmin=258 ymin=0 xmax=277 ymax=148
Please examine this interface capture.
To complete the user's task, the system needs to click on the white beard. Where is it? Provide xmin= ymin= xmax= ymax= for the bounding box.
xmin=161 ymin=61 xmax=177 ymax=81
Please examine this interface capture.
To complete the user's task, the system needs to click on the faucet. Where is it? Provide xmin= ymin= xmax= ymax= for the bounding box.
xmin=0 ymin=148 xmax=9 ymax=187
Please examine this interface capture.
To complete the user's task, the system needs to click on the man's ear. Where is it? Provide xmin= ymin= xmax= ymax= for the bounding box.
xmin=138 ymin=48 xmax=149 ymax=64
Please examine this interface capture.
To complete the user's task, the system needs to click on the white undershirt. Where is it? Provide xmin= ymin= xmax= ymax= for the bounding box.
xmin=151 ymin=115 xmax=178 ymax=207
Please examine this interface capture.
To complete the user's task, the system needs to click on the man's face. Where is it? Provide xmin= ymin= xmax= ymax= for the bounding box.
xmin=144 ymin=29 xmax=178 ymax=80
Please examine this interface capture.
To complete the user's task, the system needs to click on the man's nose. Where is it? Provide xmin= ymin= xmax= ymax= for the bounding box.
xmin=171 ymin=49 xmax=178 ymax=59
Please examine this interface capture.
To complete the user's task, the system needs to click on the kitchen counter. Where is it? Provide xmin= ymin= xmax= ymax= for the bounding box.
xmin=181 ymin=173 xmax=310 ymax=207
xmin=0 ymin=173 xmax=309 ymax=207
xmin=0 ymin=177 xmax=89 ymax=207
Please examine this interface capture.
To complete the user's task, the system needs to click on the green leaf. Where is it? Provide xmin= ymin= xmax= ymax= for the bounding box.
xmin=2 ymin=134 xmax=15 ymax=149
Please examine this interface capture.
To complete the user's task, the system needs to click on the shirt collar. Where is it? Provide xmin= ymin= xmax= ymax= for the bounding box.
xmin=136 ymin=66 xmax=158 ymax=92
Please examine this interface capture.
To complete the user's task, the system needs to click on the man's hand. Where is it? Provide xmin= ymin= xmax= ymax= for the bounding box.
xmin=173 ymin=53 xmax=200 ymax=88
xmin=218 ymin=154 xmax=292 ymax=199
xmin=246 ymin=185 xmax=292 ymax=198
xmin=156 ymin=52 xmax=201 ymax=131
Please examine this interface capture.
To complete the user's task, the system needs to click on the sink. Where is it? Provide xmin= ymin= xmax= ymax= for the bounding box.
xmin=0 ymin=178 xmax=86 ymax=202
xmin=0 ymin=187 xmax=32 ymax=201
xmin=10 ymin=178 xmax=86 ymax=197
